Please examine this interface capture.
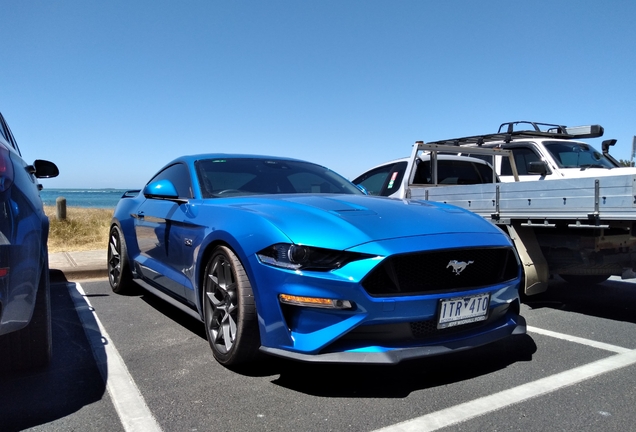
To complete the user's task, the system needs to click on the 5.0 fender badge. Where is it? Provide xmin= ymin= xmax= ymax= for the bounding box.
xmin=447 ymin=260 xmax=474 ymax=275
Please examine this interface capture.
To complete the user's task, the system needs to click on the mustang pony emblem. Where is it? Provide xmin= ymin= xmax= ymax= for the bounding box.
xmin=447 ymin=260 xmax=474 ymax=275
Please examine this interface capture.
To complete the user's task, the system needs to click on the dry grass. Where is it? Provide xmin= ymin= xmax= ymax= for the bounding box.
xmin=44 ymin=206 xmax=113 ymax=253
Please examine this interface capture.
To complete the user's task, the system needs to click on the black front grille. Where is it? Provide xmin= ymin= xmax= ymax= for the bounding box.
xmin=321 ymin=303 xmax=515 ymax=353
xmin=362 ymin=247 xmax=519 ymax=296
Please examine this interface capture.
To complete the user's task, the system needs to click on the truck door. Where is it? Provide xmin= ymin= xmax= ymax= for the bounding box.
xmin=499 ymin=146 xmax=551 ymax=182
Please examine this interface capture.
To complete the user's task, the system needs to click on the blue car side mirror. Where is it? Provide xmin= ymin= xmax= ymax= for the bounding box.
xmin=355 ymin=184 xmax=369 ymax=195
xmin=144 ymin=179 xmax=179 ymax=199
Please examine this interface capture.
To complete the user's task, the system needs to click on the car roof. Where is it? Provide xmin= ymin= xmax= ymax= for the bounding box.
xmin=171 ymin=153 xmax=309 ymax=164
xmin=363 ymin=154 xmax=492 ymax=171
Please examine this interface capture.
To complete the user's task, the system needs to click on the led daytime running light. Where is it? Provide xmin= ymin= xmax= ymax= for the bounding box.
xmin=279 ymin=294 xmax=352 ymax=310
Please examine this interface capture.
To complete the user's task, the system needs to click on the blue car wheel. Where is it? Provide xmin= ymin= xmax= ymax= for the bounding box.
xmin=203 ymin=246 xmax=260 ymax=366
xmin=107 ymin=224 xmax=134 ymax=294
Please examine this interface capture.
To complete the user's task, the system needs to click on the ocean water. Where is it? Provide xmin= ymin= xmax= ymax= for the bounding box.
xmin=39 ymin=188 xmax=135 ymax=209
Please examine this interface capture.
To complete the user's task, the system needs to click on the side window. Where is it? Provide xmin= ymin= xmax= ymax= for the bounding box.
xmin=0 ymin=114 xmax=19 ymax=153
xmin=473 ymin=162 xmax=498 ymax=183
xmin=500 ymin=147 xmax=541 ymax=176
xmin=381 ymin=162 xmax=406 ymax=196
xmin=438 ymin=161 xmax=480 ymax=185
xmin=413 ymin=161 xmax=432 ymax=184
xmin=0 ymin=119 xmax=8 ymax=143
xmin=415 ymin=160 xmax=493 ymax=185
xmin=353 ymin=162 xmax=406 ymax=196
xmin=149 ymin=163 xmax=193 ymax=198
xmin=353 ymin=164 xmax=393 ymax=196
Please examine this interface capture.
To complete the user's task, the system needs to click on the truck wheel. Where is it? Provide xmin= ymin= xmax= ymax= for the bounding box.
xmin=0 ymin=260 xmax=52 ymax=372
xmin=559 ymin=274 xmax=610 ymax=285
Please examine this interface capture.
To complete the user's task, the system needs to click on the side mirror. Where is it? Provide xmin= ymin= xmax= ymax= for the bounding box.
xmin=355 ymin=184 xmax=369 ymax=195
xmin=527 ymin=161 xmax=548 ymax=176
xmin=32 ymin=159 xmax=59 ymax=179
xmin=144 ymin=179 xmax=179 ymax=199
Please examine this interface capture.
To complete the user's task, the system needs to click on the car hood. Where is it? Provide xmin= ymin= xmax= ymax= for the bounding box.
xmin=225 ymin=194 xmax=503 ymax=249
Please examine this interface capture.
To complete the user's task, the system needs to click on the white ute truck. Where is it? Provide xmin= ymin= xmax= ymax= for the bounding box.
xmin=354 ymin=121 xmax=636 ymax=295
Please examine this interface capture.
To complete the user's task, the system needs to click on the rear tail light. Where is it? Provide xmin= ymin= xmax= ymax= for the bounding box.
xmin=0 ymin=143 xmax=14 ymax=193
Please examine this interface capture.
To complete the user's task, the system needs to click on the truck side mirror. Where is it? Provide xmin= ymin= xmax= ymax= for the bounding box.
xmin=527 ymin=161 xmax=548 ymax=176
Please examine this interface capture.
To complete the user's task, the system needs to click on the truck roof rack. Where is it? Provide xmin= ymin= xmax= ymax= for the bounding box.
xmin=428 ymin=121 xmax=604 ymax=147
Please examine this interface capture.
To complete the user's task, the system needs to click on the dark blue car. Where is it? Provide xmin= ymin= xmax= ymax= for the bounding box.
xmin=108 ymin=154 xmax=525 ymax=367
xmin=0 ymin=111 xmax=58 ymax=372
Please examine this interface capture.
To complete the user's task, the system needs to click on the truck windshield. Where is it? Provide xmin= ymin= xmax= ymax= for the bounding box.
xmin=543 ymin=141 xmax=617 ymax=169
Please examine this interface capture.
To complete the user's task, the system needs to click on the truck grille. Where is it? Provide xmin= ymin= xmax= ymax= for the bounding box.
xmin=362 ymin=247 xmax=519 ymax=296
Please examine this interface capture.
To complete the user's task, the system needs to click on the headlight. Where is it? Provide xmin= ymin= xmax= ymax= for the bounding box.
xmin=257 ymin=243 xmax=373 ymax=271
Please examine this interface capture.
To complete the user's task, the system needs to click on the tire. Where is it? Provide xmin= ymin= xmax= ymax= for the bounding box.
xmin=0 ymin=260 xmax=52 ymax=372
xmin=559 ymin=274 xmax=610 ymax=285
xmin=202 ymin=245 xmax=260 ymax=366
xmin=108 ymin=224 xmax=134 ymax=294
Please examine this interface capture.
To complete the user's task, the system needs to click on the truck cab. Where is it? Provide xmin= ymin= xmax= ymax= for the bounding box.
xmin=353 ymin=154 xmax=498 ymax=198
xmin=440 ymin=121 xmax=636 ymax=182
xmin=354 ymin=121 xmax=636 ymax=295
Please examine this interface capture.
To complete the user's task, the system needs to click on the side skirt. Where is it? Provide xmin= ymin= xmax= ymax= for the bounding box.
xmin=133 ymin=278 xmax=203 ymax=322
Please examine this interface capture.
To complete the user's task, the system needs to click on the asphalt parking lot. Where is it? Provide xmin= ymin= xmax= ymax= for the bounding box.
xmin=2 ymin=273 xmax=636 ymax=432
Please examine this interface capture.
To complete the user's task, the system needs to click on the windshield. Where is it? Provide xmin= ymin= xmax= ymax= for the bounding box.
xmin=195 ymin=158 xmax=364 ymax=198
xmin=543 ymin=141 xmax=617 ymax=169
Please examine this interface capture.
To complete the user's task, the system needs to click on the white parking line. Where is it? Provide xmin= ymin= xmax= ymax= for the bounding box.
xmin=372 ymin=329 xmax=636 ymax=432
xmin=68 ymin=282 xmax=162 ymax=432
xmin=527 ymin=325 xmax=632 ymax=354
xmin=373 ymin=349 xmax=636 ymax=432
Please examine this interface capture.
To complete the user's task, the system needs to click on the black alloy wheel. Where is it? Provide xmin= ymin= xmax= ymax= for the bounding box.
xmin=202 ymin=245 xmax=260 ymax=366
xmin=108 ymin=224 xmax=133 ymax=293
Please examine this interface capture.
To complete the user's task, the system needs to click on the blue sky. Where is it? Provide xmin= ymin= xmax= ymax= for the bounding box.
xmin=2 ymin=1 xmax=635 ymax=189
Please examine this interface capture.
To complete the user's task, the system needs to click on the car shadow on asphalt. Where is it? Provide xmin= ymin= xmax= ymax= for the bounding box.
xmin=122 ymin=279 xmax=539 ymax=397
xmin=522 ymin=278 xmax=636 ymax=325
xmin=132 ymin=280 xmax=539 ymax=395
xmin=0 ymin=271 xmax=109 ymax=431
xmin=132 ymin=284 xmax=209 ymax=341
xmin=268 ymin=333 xmax=537 ymax=398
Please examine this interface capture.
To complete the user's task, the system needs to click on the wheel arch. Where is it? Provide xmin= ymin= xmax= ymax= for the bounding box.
xmin=109 ymin=217 xmax=139 ymax=268
xmin=197 ymin=232 xmax=260 ymax=296
xmin=188 ymin=207 xmax=293 ymax=319
xmin=197 ymin=239 xmax=231 ymax=308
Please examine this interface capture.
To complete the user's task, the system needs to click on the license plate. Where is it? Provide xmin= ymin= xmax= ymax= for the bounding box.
xmin=437 ymin=293 xmax=490 ymax=329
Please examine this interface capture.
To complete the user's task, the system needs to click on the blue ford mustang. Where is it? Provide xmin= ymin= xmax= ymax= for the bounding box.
xmin=108 ymin=154 xmax=526 ymax=366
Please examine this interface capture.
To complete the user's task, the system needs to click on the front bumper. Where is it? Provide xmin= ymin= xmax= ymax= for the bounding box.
xmin=248 ymin=237 xmax=524 ymax=363
xmin=261 ymin=315 xmax=526 ymax=364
